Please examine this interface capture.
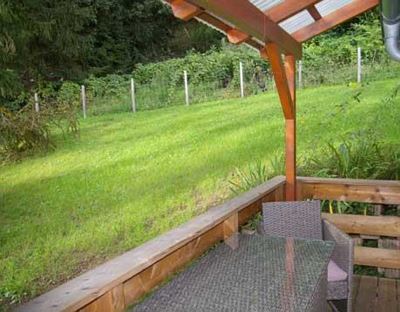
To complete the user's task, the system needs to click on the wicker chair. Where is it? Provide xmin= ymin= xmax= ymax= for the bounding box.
xmin=261 ymin=200 xmax=354 ymax=312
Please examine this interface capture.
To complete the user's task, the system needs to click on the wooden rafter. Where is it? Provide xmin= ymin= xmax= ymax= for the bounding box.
xmin=307 ymin=5 xmax=322 ymax=21
xmin=168 ymin=3 xmax=264 ymax=51
xmin=292 ymin=0 xmax=379 ymax=42
xmin=187 ymin=0 xmax=302 ymax=58
xmin=227 ymin=29 xmax=250 ymax=45
xmin=170 ymin=0 xmax=202 ymax=21
xmin=194 ymin=13 xmax=263 ymax=49
xmin=265 ymin=0 xmax=319 ymax=23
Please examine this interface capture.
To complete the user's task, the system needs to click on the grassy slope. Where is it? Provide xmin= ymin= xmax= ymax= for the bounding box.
xmin=1 ymin=79 xmax=400 ymax=304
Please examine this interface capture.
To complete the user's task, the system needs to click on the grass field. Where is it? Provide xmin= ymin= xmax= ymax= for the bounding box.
xmin=1 ymin=78 xmax=400 ymax=307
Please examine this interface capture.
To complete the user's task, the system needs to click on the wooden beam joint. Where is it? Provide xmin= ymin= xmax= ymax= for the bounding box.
xmin=223 ymin=213 xmax=239 ymax=250
xmin=307 ymin=5 xmax=322 ymax=21
xmin=171 ymin=0 xmax=201 ymax=21
xmin=227 ymin=28 xmax=250 ymax=45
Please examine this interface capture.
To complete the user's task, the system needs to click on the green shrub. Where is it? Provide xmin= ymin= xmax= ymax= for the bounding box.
xmin=0 ymin=105 xmax=53 ymax=160
xmin=0 ymin=96 xmax=79 ymax=161
xmin=303 ymin=131 xmax=400 ymax=180
xmin=229 ymin=154 xmax=285 ymax=195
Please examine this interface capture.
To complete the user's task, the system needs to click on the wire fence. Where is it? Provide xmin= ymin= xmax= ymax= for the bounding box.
xmin=32 ymin=49 xmax=400 ymax=118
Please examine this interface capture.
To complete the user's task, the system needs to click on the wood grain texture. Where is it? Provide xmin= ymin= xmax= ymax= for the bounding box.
xmin=321 ymin=213 xmax=400 ymax=237
xmin=79 ymin=285 xmax=124 ymax=312
xmin=354 ymin=275 xmax=378 ymax=312
xmin=298 ymin=176 xmax=400 ymax=205
xmin=223 ymin=213 xmax=239 ymax=249
xmin=376 ymin=278 xmax=397 ymax=312
xmin=351 ymin=275 xmax=361 ymax=312
xmin=352 ymin=275 xmax=399 ymax=312
xmin=284 ymin=55 xmax=296 ymax=200
xmin=355 ymin=247 xmax=400 ymax=270
xmin=292 ymin=0 xmax=379 ymax=42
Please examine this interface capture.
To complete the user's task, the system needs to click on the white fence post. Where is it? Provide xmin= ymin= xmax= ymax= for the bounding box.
xmin=81 ymin=85 xmax=87 ymax=119
xmin=130 ymin=78 xmax=136 ymax=113
xmin=357 ymin=47 xmax=362 ymax=83
xmin=34 ymin=92 xmax=40 ymax=112
xmin=298 ymin=60 xmax=303 ymax=89
xmin=184 ymin=70 xmax=189 ymax=106
xmin=239 ymin=61 xmax=244 ymax=98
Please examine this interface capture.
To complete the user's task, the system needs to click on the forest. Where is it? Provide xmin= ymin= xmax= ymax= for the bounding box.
xmin=0 ymin=0 xmax=221 ymax=108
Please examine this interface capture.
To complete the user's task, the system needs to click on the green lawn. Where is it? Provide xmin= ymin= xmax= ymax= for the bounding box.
xmin=1 ymin=79 xmax=400 ymax=306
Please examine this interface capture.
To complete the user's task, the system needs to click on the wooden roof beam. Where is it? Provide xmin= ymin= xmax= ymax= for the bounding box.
xmin=292 ymin=0 xmax=379 ymax=42
xmin=166 ymin=2 xmax=264 ymax=51
xmin=187 ymin=0 xmax=302 ymax=58
xmin=194 ymin=12 xmax=263 ymax=50
xmin=265 ymin=0 xmax=320 ymax=23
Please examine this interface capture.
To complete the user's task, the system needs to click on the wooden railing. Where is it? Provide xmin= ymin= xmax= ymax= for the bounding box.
xmin=19 ymin=177 xmax=286 ymax=312
xmin=19 ymin=176 xmax=400 ymax=312
xmin=298 ymin=177 xmax=400 ymax=271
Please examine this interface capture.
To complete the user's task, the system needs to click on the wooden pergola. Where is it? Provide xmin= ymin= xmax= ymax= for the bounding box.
xmin=166 ymin=0 xmax=379 ymax=201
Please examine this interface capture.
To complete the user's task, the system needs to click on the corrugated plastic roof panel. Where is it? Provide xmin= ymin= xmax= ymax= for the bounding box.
xmin=279 ymin=10 xmax=315 ymax=34
xmin=248 ymin=0 xmax=356 ymax=34
xmin=316 ymin=0 xmax=353 ymax=17
xmin=249 ymin=0 xmax=283 ymax=12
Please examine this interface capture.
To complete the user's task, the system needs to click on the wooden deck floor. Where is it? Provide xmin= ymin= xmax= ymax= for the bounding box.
xmin=352 ymin=275 xmax=399 ymax=312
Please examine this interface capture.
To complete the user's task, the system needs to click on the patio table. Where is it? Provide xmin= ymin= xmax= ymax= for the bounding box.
xmin=132 ymin=234 xmax=334 ymax=312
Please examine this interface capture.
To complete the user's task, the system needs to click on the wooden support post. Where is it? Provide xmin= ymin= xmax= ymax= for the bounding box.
xmin=285 ymin=120 xmax=296 ymax=201
xmin=34 ymin=92 xmax=40 ymax=112
xmin=284 ymin=55 xmax=296 ymax=201
xmin=223 ymin=213 xmax=239 ymax=250
xmin=130 ymin=78 xmax=136 ymax=113
xmin=239 ymin=61 xmax=244 ymax=98
xmin=184 ymin=70 xmax=189 ymax=106
xmin=81 ymin=85 xmax=87 ymax=119
xmin=261 ymin=44 xmax=297 ymax=201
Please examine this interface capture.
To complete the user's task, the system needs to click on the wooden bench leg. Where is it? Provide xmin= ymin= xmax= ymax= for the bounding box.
xmin=223 ymin=213 xmax=239 ymax=250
